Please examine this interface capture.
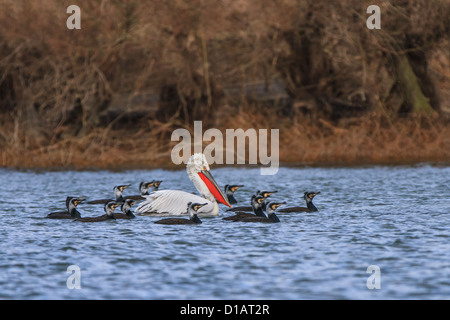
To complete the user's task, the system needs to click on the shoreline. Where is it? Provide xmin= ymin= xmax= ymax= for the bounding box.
xmin=2 ymin=159 xmax=449 ymax=173
xmin=2 ymin=113 xmax=449 ymax=171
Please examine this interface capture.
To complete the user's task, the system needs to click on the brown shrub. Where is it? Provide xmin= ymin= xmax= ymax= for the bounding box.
xmin=0 ymin=0 xmax=449 ymax=168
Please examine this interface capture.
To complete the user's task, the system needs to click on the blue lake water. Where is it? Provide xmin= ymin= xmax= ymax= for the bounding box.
xmin=0 ymin=164 xmax=449 ymax=299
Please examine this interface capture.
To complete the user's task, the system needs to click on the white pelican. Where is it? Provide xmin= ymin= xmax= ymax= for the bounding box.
xmin=135 ymin=153 xmax=231 ymax=217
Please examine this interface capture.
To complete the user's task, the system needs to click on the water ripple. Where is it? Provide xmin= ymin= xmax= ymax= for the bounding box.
xmin=0 ymin=165 xmax=449 ymax=299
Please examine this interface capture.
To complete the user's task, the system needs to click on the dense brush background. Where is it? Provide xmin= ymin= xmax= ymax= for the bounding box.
xmin=0 ymin=0 xmax=449 ymax=168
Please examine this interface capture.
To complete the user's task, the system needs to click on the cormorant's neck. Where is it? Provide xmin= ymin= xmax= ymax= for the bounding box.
xmin=114 ymin=188 xmax=124 ymax=201
xmin=262 ymin=201 xmax=268 ymax=212
xmin=191 ymin=214 xmax=202 ymax=224
xmin=105 ymin=208 xmax=116 ymax=219
xmin=253 ymin=206 xmax=266 ymax=217
xmin=69 ymin=208 xmax=81 ymax=218
xmin=307 ymin=201 xmax=318 ymax=212
xmin=227 ymin=194 xmax=237 ymax=204
xmin=268 ymin=212 xmax=280 ymax=223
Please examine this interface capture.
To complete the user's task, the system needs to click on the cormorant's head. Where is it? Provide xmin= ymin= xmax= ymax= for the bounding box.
xmin=185 ymin=202 xmax=206 ymax=223
xmin=115 ymin=185 xmax=131 ymax=193
xmin=304 ymin=192 xmax=320 ymax=202
xmin=225 ymin=185 xmax=244 ymax=194
xmin=113 ymin=185 xmax=131 ymax=201
xmin=121 ymin=199 xmax=136 ymax=212
xmin=139 ymin=181 xmax=154 ymax=194
xmin=266 ymin=201 xmax=284 ymax=223
xmin=251 ymin=195 xmax=266 ymax=209
xmin=67 ymin=196 xmax=85 ymax=210
xmin=105 ymin=201 xmax=120 ymax=218
xmin=152 ymin=180 xmax=162 ymax=190
xmin=225 ymin=185 xmax=244 ymax=204
xmin=267 ymin=202 xmax=285 ymax=213
xmin=256 ymin=190 xmax=278 ymax=198
xmin=187 ymin=202 xmax=208 ymax=213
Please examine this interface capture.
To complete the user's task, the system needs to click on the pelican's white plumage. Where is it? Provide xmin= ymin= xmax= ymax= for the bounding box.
xmin=136 ymin=190 xmax=218 ymax=216
xmin=135 ymin=153 xmax=231 ymax=217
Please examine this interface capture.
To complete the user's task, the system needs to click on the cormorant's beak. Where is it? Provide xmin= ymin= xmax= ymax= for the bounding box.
xmin=118 ymin=184 xmax=131 ymax=192
xmin=232 ymin=185 xmax=244 ymax=192
xmin=198 ymin=170 xmax=232 ymax=208
xmin=196 ymin=203 xmax=208 ymax=211
xmin=273 ymin=202 xmax=286 ymax=209
xmin=263 ymin=191 xmax=278 ymax=197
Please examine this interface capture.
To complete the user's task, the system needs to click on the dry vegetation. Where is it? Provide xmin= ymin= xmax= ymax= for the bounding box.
xmin=0 ymin=0 xmax=449 ymax=169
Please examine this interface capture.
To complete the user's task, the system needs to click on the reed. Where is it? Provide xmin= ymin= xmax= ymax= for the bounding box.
xmin=1 ymin=110 xmax=449 ymax=169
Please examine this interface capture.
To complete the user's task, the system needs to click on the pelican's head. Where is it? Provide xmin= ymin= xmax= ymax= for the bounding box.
xmin=187 ymin=153 xmax=211 ymax=173
xmin=187 ymin=153 xmax=232 ymax=208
